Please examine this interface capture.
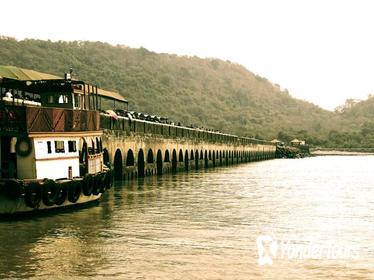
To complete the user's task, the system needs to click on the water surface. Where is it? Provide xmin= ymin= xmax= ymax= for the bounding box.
xmin=0 ymin=156 xmax=373 ymax=279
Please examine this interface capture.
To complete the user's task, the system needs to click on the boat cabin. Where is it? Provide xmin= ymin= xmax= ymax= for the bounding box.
xmin=0 ymin=78 xmax=100 ymax=111
xmin=0 ymin=74 xmax=104 ymax=181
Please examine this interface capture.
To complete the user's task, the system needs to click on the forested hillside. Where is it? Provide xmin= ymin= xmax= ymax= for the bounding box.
xmin=0 ymin=36 xmax=371 ymax=147
xmin=333 ymin=97 xmax=374 ymax=147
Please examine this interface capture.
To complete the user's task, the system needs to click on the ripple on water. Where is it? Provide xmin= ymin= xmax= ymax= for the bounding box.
xmin=0 ymin=156 xmax=373 ymax=279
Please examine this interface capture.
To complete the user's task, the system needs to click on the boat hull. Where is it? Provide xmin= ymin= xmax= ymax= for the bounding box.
xmin=0 ymin=170 xmax=113 ymax=216
xmin=0 ymin=191 xmax=102 ymax=215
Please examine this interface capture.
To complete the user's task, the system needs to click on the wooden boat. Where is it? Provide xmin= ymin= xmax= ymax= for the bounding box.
xmin=0 ymin=70 xmax=113 ymax=215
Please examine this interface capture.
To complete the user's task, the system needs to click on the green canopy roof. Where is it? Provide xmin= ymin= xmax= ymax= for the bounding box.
xmin=0 ymin=65 xmax=127 ymax=103
xmin=0 ymin=65 xmax=60 ymax=80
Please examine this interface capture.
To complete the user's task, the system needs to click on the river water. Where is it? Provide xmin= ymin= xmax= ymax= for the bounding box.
xmin=0 ymin=156 xmax=373 ymax=279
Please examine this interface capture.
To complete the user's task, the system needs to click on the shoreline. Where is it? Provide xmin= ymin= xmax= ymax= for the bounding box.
xmin=311 ymin=150 xmax=374 ymax=156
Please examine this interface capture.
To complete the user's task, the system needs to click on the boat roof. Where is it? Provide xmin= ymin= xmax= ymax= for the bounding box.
xmin=0 ymin=65 xmax=60 ymax=80
xmin=97 ymin=87 xmax=127 ymax=103
xmin=0 ymin=65 xmax=127 ymax=103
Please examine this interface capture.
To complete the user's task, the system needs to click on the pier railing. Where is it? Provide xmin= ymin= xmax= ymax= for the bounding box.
xmin=100 ymin=114 xmax=273 ymax=146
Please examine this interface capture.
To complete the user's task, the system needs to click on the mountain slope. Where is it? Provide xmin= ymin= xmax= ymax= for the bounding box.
xmin=0 ymin=37 xmax=356 ymax=145
xmin=334 ymin=97 xmax=374 ymax=147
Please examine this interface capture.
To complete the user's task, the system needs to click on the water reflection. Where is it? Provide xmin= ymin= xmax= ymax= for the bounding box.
xmin=0 ymin=205 xmax=109 ymax=278
xmin=0 ymin=157 xmax=373 ymax=279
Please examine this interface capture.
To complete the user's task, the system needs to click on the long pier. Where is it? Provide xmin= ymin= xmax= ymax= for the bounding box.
xmin=0 ymin=65 xmax=277 ymax=181
xmin=100 ymin=114 xmax=276 ymax=180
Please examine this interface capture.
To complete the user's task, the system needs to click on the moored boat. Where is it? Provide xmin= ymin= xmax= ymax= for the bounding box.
xmin=0 ymin=68 xmax=113 ymax=215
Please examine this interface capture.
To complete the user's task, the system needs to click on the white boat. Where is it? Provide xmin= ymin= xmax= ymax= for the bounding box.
xmin=0 ymin=70 xmax=113 ymax=215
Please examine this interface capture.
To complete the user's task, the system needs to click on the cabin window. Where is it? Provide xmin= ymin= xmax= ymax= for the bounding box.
xmin=68 ymin=140 xmax=77 ymax=153
xmin=55 ymin=141 xmax=65 ymax=153
xmin=47 ymin=141 xmax=52 ymax=154
xmin=34 ymin=94 xmax=41 ymax=103
xmin=58 ymin=94 xmax=69 ymax=104
xmin=96 ymin=138 xmax=100 ymax=153
xmin=74 ymin=94 xmax=80 ymax=108
xmin=81 ymin=95 xmax=86 ymax=110
xmin=47 ymin=95 xmax=54 ymax=104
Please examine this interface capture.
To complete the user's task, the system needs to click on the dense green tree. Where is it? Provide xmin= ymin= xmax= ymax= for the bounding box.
xmin=0 ymin=36 xmax=373 ymax=147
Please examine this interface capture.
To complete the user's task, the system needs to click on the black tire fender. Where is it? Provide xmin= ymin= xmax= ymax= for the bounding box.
xmin=92 ymin=173 xmax=102 ymax=196
xmin=67 ymin=180 xmax=81 ymax=203
xmin=42 ymin=179 xmax=58 ymax=207
xmin=2 ymin=179 xmax=24 ymax=200
xmin=25 ymin=182 xmax=42 ymax=208
xmin=55 ymin=182 xmax=68 ymax=206
xmin=82 ymin=174 xmax=94 ymax=196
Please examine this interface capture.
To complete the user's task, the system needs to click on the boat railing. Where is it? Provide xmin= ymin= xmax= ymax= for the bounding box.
xmin=88 ymin=153 xmax=103 ymax=174
xmin=2 ymin=97 xmax=41 ymax=107
xmin=0 ymin=104 xmax=100 ymax=134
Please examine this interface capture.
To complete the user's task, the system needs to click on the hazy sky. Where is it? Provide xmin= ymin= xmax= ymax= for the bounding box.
xmin=1 ymin=0 xmax=373 ymax=110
